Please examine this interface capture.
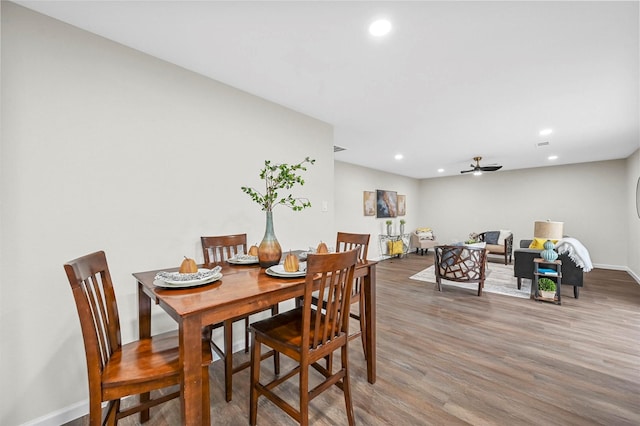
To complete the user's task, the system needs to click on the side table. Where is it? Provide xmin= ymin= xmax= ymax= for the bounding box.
xmin=378 ymin=234 xmax=410 ymax=259
xmin=533 ymin=258 xmax=562 ymax=305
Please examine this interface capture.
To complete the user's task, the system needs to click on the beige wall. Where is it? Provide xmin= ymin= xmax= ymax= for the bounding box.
xmin=416 ymin=160 xmax=628 ymax=268
xmin=627 ymin=149 xmax=640 ymax=280
xmin=334 ymin=161 xmax=420 ymax=259
xmin=2 ymin=3 xmax=638 ymax=425
xmin=336 ymin=158 xmax=633 ymax=269
xmin=0 ymin=4 xmax=334 ymax=425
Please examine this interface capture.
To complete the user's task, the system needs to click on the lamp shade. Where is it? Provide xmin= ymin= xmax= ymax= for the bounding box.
xmin=534 ymin=220 xmax=564 ymax=240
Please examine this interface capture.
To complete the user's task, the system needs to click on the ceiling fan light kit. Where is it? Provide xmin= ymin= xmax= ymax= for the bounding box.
xmin=461 ymin=156 xmax=503 ymax=175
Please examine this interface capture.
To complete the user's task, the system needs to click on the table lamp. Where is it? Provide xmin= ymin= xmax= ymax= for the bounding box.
xmin=533 ymin=220 xmax=564 ymax=262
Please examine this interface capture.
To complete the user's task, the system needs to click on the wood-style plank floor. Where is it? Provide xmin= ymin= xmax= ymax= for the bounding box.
xmin=66 ymin=253 xmax=640 ymax=425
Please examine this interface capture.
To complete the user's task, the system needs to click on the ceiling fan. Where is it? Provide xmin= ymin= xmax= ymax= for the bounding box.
xmin=460 ymin=156 xmax=503 ymax=175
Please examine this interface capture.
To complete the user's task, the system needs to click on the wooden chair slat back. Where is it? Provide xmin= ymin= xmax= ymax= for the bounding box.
xmin=201 ymin=234 xmax=247 ymax=265
xmin=303 ymin=249 xmax=358 ymax=351
xmin=64 ymin=251 xmax=121 ymax=375
xmin=336 ymin=232 xmax=370 ymax=261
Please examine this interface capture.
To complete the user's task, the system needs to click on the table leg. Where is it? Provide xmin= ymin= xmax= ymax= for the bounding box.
xmin=364 ymin=265 xmax=377 ymax=384
xmin=137 ymin=283 xmax=152 ymax=422
xmin=180 ymin=317 xmax=207 ymax=425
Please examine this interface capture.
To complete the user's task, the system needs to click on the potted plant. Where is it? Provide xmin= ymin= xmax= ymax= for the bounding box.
xmin=241 ymin=157 xmax=315 ymax=267
xmin=538 ymin=277 xmax=557 ymax=299
xmin=465 ymin=232 xmax=479 ymax=244
xmin=399 ymin=219 xmax=406 ymax=234
xmin=385 ymin=220 xmax=393 ymax=236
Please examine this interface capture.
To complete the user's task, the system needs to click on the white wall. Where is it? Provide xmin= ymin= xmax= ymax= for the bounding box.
xmin=334 ymin=161 xmax=420 ymax=259
xmin=0 ymin=4 xmax=334 ymax=425
xmin=2 ymin=3 xmax=638 ymax=425
xmin=416 ymin=160 xmax=628 ymax=268
xmin=627 ymin=149 xmax=640 ymax=281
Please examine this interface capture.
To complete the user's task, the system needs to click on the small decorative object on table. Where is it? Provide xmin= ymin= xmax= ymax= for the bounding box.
xmin=241 ymin=157 xmax=315 ymax=268
xmin=465 ymin=232 xmax=479 ymax=244
xmin=385 ymin=220 xmax=392 ymax=236
xmin=533 ymin=220 xmax=564 ymax=262
xmin=399 ymin=219 xmax=406 ymax=235
xmin=537 ymin=277 xmax=557 ymax=299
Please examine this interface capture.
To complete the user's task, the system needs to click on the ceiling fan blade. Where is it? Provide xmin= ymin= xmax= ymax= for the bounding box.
xmin=460 ymin=169 xmax=474 ymax=174
xmin=479 ymin=165 xmax=502 ymax=172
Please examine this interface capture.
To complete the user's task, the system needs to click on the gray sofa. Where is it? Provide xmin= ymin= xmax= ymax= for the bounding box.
xmin=513 ymin=240 xmax=584 ymax=298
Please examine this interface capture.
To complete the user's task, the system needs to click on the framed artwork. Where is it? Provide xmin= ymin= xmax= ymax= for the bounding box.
xmin=376 ymin=189 xmax=397 ymax=218
xmin=397 ymin=195 xmax=406 ymax=216
xmin=363 ymin=191 xmax=376 ymax=216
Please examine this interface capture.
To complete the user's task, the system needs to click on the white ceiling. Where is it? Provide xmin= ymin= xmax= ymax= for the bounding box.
xmin=15 ymin=1 xmax=640 ymax=178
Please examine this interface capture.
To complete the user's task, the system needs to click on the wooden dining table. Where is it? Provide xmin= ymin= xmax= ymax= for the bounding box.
xmin=133 ymin=258 xmax=377 ymax=425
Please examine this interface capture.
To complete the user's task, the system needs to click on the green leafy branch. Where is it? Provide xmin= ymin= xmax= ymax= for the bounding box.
xmin=241 ymin=157 xmax=316 ymax=212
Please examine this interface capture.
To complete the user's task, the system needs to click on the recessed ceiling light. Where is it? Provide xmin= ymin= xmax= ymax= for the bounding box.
xmin=437 ymin=168 xmax=444 ymax=173
xmin=394 ymin=154 xmax=403 ymax=160
xmin=539 ymin=128 xmax=553 ymax=136
xmin=369 ymin=19 xmax=392 ymax=37
xmin=548 ymin=155 xmax=558 ymax=160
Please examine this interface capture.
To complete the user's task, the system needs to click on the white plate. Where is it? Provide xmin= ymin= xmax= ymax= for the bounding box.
xmin=266 ymin=262 xmax=307 ymax=278
xmin=153 ymin=272 xmax=222 ymax=289
xmin=155 ymin=268 xmax=221 ymax=285
xmin=227 ymin=255 xmax=259 ymax=265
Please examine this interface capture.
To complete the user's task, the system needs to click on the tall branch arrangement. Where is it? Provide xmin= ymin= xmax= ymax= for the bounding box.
xmin=241 ymin=157 xmax=316 ymax=212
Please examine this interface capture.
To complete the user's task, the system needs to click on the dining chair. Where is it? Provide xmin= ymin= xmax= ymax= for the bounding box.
xmin=310 ymin=232 xmax=370 ymax=372
xmin=64 ymin=250 xmax=212 ymax=425
xmin=249 ymin=249 xmax=359 ymax=426
xmin=201 ymin=234 xmax=279 ymax=402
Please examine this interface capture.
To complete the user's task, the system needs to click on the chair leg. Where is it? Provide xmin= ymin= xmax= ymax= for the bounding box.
xmin=574 ymin=286 xmax=580 ymax=298
xmin=104 ymin=399 xmax=119 ymax=426
xmin=139 ymin=392 xmax=150 ymax=423
xmin=244 ymin=316 xmax=250 ymax=353
xmin=300 ymin=359 xmax=310 ymax=426
xmin=223 ymin=319 xmax=233 ymax=402
xmin=271 ymin=304 xmax=280 ymax=375
xmin=341 ymin=346 xmax=355 ymax=426
xmin=249 ymin=333 xmax=260 ymax=426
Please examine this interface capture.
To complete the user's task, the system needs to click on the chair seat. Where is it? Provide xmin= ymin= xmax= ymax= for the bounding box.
xmin=251 ymin=307 xmax=344 ymax=360
xmin=103 ymin=330 xmax=211 ymax=400
xmin=485 ymin=243 xmax=505 ymax=253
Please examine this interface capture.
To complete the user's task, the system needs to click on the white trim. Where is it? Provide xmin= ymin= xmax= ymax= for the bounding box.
xmin=592 ymin=263 xmax=629 ymax=271
xmin=20 ymin=400 xmax=87 ymax=426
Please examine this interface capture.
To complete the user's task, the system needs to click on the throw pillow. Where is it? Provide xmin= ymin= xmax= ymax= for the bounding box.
xmin=417 ymin=231 xmax=433 ymax=240
xmin=498 ymin=230 xmax=511 ymax=245
xmin=529 ymin=238 xmax=553 ymax=249
xmin=484 ymin=231 xmax=500 ymax=245
xmin=387 ymin=240 xmax=404 ymax=255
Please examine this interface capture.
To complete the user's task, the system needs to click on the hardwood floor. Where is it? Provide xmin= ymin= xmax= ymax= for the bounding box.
xmin=66 ymin=254 xmax=640 ymax=425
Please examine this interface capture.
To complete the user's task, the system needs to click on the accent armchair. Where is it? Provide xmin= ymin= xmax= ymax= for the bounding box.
xmin=410 ymin=227 xmax=438 ymax=255
xmin=477 ymin=230 xmax=513 ymax=264
xmin=434 ymin=245 xmax=488 ymax=296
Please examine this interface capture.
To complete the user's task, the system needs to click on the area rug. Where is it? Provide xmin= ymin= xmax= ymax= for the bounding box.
xmin=409 ymin=263 xmax=531 ymax=298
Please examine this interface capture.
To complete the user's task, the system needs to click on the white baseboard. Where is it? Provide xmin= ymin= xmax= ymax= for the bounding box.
xmin=592 ymin=263 xmax=627 ymax=271
xmin=20 ymin=400 xmax=88 ymax=426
